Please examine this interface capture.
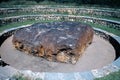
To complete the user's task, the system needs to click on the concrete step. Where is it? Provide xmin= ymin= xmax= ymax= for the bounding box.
xmin=0 ymin=66 xmax=17 ymax=80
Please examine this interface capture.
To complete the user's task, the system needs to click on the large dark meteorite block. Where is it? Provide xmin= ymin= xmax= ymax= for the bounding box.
xmin=12 ymin=21 xmax=94 ymax=64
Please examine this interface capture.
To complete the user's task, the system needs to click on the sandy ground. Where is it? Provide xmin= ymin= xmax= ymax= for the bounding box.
xmin=0 ymin=35 xmax=115 ymax=72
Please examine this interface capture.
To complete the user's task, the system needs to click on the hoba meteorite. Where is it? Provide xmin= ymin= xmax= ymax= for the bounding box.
xmin=12 ymin=21 xmax=94 ymax=64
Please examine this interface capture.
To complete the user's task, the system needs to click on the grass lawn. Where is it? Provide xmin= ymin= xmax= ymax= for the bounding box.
xmin=86 ymin=22 xmax=120 ymax=36
xmin=79 ymin=14 xmax=120 ymax=21
xmin=0 ymin=20 xmax=120 ymax=36
xmin=94 ymin=70 xmax=120 ymax=80
xmin=0 ymin=12 xmax=120 ymax=22
xmin=0 ymin=20 xmax=60 ymax=32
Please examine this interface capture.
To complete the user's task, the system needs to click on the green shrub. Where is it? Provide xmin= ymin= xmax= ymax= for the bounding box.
xmin=94 ymin=70 xmax=120 ymax=80
xmin=10 ymin=74 xmax=29 ymax=80
xmin=9 ymin=73 xmax=42 ymax=80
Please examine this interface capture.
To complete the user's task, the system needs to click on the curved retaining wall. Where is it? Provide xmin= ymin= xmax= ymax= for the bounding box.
xmin=0 ymin=7 xmax=120 ymax=18
xmin=0 ymin=15 xmax=120 ymax=30
xmin=0 ymin=25 xmax=120 ymax=80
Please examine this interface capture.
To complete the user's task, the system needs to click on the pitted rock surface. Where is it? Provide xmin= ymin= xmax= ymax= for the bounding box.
xmin=12 ymin=21 xmax=94 ymax=64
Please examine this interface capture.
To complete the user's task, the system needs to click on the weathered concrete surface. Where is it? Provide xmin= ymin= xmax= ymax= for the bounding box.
xmin=0 ymin=35 xmax=115 ymax=72
xmin=0 ymin=66 xmax=17 ymax=80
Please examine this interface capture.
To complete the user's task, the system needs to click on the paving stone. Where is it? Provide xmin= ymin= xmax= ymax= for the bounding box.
xmin=79 ymin=72 xmax=94 ymax=80
xmin=44 ymin=73 xmax=58 ymax=80
xmin=0 ymin=66 xmax=17 ymax=80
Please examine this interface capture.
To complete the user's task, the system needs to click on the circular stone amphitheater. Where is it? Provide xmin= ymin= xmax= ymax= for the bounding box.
xmin=0 ymin=4 xmax=120 ymax=80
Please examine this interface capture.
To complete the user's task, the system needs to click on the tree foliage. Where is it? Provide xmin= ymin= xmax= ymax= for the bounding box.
xmin=0 ymin=0 xmax=120 ymax=7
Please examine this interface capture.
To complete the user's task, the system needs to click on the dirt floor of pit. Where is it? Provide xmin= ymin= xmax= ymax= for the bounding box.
xmin=0 ymin=35 xmax=115 ymax=72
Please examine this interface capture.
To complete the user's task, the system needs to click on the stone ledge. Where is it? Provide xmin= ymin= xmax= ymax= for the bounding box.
xmin=0 ymin=15 xmax=120 ymax=30
xmin=0 ymin=7 xmax=120 ymax=18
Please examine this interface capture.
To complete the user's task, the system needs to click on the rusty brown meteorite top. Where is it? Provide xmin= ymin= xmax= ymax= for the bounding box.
xmin=12 ymin=21 xmax=94 ymax=64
